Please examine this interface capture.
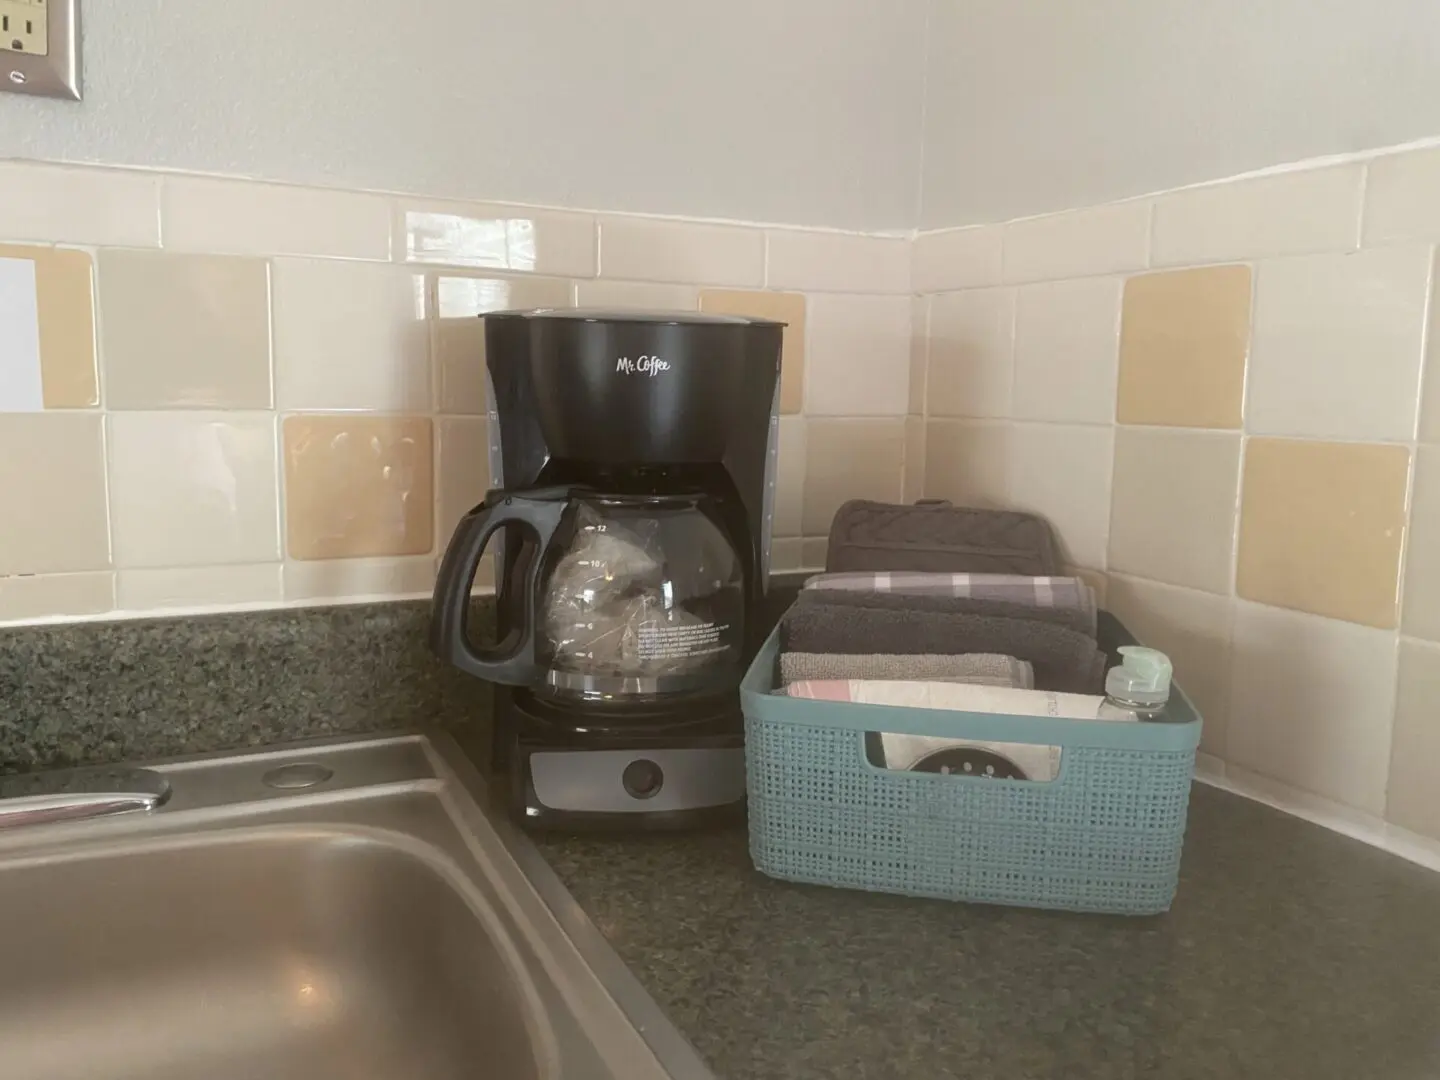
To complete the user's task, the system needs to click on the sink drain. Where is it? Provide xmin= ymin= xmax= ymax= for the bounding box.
xmin=262 ymin=763 xmax=334 ymax=790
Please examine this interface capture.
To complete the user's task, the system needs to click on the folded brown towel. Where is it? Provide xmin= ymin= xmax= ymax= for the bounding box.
xmin=781 ymin=602 xmax=1106 ymax=694
xmin=798 ymin=588 xmax=1096 ymax=638
xmin=779 ymin=652 xmax=1035 ymax=689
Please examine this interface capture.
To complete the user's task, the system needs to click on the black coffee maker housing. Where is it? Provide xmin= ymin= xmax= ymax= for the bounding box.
xmin=431 ymin=310 xmax=782 ymax=829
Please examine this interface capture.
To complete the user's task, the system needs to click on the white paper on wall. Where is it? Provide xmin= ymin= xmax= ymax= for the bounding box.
xmin=0 ymin=257 xmax=45 ymax=413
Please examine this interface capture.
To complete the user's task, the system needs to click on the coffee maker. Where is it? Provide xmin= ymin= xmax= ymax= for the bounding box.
xmin=430 ymin=310 xmax=782 ymax=829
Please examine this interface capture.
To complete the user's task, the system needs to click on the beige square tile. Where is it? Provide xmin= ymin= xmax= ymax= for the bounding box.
xmin=162 ymin=177 xmax=390 ymax=260
xmin=1402 ymin=445 xmax=1440 ymax=641
xmin=770 ymin=537 xmax=804 ymax=573
xmin=0 ymin=414 xmax=109 ymax=575
xmin=764 ymin=231 xmax=909 ymax=294
xmin=1238 ymin=438 xmax=1410 ymax=629
xmin=922 ymin=420 xmax=1010 ymax=509
xmin=908 ymin=297 xmax=927 ymax=415
xmin=801 ymin=419 xmax=905 ymax=535
xmin=0 ymin=572 xmax=113 ymax=624
xmin=434 ymin=274 xmax=572 ymax=415
xmin=804 ymin=294 xmax=910 ymax=416
xmin=284 ymin=557 xmax=436 ymax=602
xmin=0 ymin=244 xmax=97 ymax=409
xmin=1002 ymin=202 xmax=1150 ymax=284
xmin=912 ymin=226 xmax=1004 ymax=293
xmin=273 ymin=260 xmax=428 ymax=411
xmin=775 ymin=416 xmax=805 ymax=538
xmin=927 ymin=288 xmax=1015 ymax=418
xmin=116 ymin=565 xmax=283 ymax=611
xmin=574 ymin=280 xmax=698 ymax=310
xmin=1151 ymin=167 xmax=1363 ymax=266
xmin=1250 ymin=246 xmax=1430 ymax=441
xmin=1117 ymin=265 xmax=1251 ymax=430
xmin=1108 ymin=428 xmax=1241 ymax=594
xmin=108 ymin=413 xmax=280 ymax=569
xmin=1008 ymin=423 xmax=1114 ymax=570
xmin=1013 ymin=277 xmax=1121 ymax=424
xmin=1387 ymin=639 xmax=1440 ymax=840
xmin=401 ymin=201 xmax=596 ymax=277
xmin=902 ymin=416 xmax=925 ymax=504
xmin=1106 ymin=575 xmax=1233 ymax=756
xmin=801 ymin=538 xmax=830 ymax=569
xmin=599 ymin=217 xmax=764 ymax=287
xmin=99 ymin=251 xmax=272 ymax=410
xmin=284 ymin=415 xmax=434 ymax=561
xmin=1364 ymin=147 xmax=1440 ymax=246
xmin=1228 ymin=600 xmax=1397 ymax=814
xmin=436 ymin=417 xmax=491 ymax=546
xmin=0 ymin=163 xmax=160 ymax=248
xmin=699 ymin=290 xmax=805 ymax=415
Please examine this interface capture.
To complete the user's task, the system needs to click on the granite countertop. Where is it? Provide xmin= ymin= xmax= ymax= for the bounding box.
xmin=535 ymin=783 xmax=1440 ymax=1080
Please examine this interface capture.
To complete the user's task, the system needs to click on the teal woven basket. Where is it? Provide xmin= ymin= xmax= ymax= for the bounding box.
xmin=742 ymin=613 xmax=1203 ymax=916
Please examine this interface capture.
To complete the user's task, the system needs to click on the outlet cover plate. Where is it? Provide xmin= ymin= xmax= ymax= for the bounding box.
xmin=2 ymin=0 xmax=79 ymax=100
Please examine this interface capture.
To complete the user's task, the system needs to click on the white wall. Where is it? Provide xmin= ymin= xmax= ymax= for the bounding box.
xmin=0 ymin=0 xmax=927 ymax=232
xmin=921 ymin=0 xmax=1440 ymax=228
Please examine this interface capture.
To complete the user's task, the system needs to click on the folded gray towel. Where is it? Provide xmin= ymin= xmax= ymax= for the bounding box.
xmin=781 ymin=602 xmax=1107 ymax=694
xmin=780 ymin=652 xmax=1035 ymax=689
xmin=798 ymin=588 xmax=1096 ymax=638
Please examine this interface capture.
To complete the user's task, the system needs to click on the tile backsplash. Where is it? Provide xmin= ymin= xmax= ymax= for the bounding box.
xmin=914 ymin=145 xmax=1440 ymax=845
xmin=0 ymin=160 xmax=911 ymax=626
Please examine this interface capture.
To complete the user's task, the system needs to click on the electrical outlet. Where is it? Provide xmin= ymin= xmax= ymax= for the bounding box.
xmin=1 ymin=0 xmax=78 ymax=100
xmin=1 ymin=0 xmax=48 ymax=58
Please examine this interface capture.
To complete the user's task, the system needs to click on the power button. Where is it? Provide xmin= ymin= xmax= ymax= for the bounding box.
xmin=621 ymin=758 xmax=664 ymax=800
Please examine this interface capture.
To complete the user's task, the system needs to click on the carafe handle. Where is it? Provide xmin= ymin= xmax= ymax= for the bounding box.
xmin=429 ymin=491 xmax=568 ymax=685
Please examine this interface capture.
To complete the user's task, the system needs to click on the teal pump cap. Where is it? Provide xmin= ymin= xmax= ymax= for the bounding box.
xmin=1105 ymin=646 xmax=1173 ymax=706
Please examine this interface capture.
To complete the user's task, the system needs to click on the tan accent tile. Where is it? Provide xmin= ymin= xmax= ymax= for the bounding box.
xmin=908 ymin=297 xmax=927 ymax=415
xmin=801 ymin=419 xmax=904 ymax=536
xmin=1237 ymin=438 xmax=1410 ymax=628
xmin=1117 ymin=266 xmax=1250 ymax=429
xmin=804 ymin=294 xmax=910 ymax=416
xmin=1402 ymin=445 xmax=1440 ymax=641
xmin=1008 ymin=423 xmax=1114 ymax=570
xmin=1014 ymin=277 xmax=1121 ymax=424
xmin=1387 ymin=639 xmax=1440 ymax=839
xmin=927 ymin=288 xmax=1014 ymax=418
xmin=0 ymin=244 xmax=98 ymax=409
xmin=1250 ymin=246 xmax=1430 ymax=442
xmin=599 ymin=217 xmax=764 ymax=287
xmin=1002 ymin=202 xmax=1149 ymax=284
xmin=902 ymin=416 xmax=925 ymax=504
xmin=0 ymin=414 xmax=109 ymax=575
xmin=764 ymin=230 xmax=909 ymax=294
xmin=400 ymin=201 xmax=596 ymax=277
xmin=116 ymin=565 xmax=282 ymax=611
xmin=923 ymin=420 xmax=1010 ymax=509
xmin=437 ymin=417 xmax=491 ymax=546
xmin=108 ymin=413 xmax=280 ymax=569
xmin=0 ymin=163 xmax=160 ymax=248
xmin=775 ymin=416 xmax=805 ymax=538
xmin=1151 ymin=167 xmax=1362 ymax=266
xmin=284 ymin=557 xmax=436 ymax=602
xmin=574 ymin=280 xmax=698 ymax=310
xmin=912 ymin=226 xmax=1003 ymax=293
xmin=699 ymin=289 xmax=805 ymax=414
xmin=1228 ymin=600 xmax=1396 ymax=813
xmin=0 ymin=572 xmax=113 ymax=623
xmin=1108 ymin=428 xmax=1241 ymax=594
xmin=434 ymin=274 xmax=572 ymax=415
xmin=284 ymin=415 xmax=434 ymax=561
xmin=162 ymin=177 xmax=389 ymax=260
xmin=1106 ymin=575 xmax=1232 ymax=756
xmin=801 ymin=538 xmax=829 ymax=569
xmin=99 ymin=251 xmax=272 ymax=410
xmin=273 ymin=260 xmax=428 ymax=411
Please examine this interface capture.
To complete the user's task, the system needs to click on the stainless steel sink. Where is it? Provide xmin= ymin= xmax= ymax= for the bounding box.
xmin=0 ymin=735 xmax=712 ymax=1080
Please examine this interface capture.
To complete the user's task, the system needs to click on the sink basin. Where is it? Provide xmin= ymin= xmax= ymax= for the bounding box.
xmin=0 ymin=735 xmax=711 ymax=1080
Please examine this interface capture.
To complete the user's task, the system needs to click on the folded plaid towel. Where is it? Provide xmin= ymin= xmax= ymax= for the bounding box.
xmin=779 ymin=652 xmax=1034 ymax=689
xmin=797 ymin=588 xmax=1096 ymax=638
xmin=805 ymin=571 xmax=1094 ymax=612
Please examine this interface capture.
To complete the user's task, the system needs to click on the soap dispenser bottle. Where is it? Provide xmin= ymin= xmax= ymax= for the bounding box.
xmin=1098 ymin=646 xmax=1174 ymax=722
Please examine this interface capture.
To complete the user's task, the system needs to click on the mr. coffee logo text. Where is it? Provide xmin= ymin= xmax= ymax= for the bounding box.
xmin=615 ymin=355 xmax=671 ymax=376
